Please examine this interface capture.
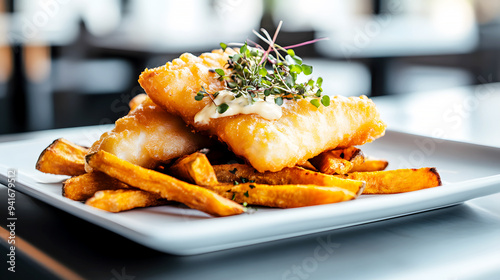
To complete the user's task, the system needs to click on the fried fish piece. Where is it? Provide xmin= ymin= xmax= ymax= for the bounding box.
xmin=128 ymin=93 xmax=148 ymax=111
xmin=87 ymin=96 xmax=209 ymax=171
xmin=139 ymin=49 xmax=386 ymax=172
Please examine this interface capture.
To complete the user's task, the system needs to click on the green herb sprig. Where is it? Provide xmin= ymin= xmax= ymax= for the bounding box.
xmin=195 ymin=21 xmax=329 ymax=109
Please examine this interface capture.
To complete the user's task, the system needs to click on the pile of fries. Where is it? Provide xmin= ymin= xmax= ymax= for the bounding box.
xmin=35 ymin=137 xmax=442 ymax=217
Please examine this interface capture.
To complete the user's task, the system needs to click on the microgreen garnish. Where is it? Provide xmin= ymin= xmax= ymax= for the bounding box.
xmin=217 ymin=103 xmax=229 ymax=114
xmin=244 ymin=191 xmax=249 ymax=197
xmin=310 ymin=99 xmax=320 ymax=108
xmin=321 ymin=95 xmax=330 ymax=106
xmin=215 ymin=68 xmax=225 ymax=76
xmin=243 ymin=202 xmax=248 ymax=207
xmin=194 ymin=21 xmax=329 ymax=110
xmin=231 ymin=193 xmax=236 ymax=200
xmin=220 ymin=42 xmax=227 ymax=51
xmin=249 ymin=184 xmax=256 ymax=189
xmin=275 ymin=97 xmax=283 ymax=106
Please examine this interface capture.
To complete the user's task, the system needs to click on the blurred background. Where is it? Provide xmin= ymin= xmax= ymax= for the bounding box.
xmin=1 ymin=0 xmax=499 ymax=135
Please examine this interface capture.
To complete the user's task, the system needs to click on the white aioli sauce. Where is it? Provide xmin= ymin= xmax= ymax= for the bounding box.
xmin=194 ymin=90 xmax=283 ymax=124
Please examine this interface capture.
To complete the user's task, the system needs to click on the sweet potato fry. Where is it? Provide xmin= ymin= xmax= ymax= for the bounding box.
xmin=296 ymin=161 xmax=317 ymax=171
xmin=205 ymin=183 xmax=358 ymax=208
xmin=337 ymin=168 xmax=442 ymax=194
xmin=36 ymin=138 xmax=88 ymax=176
xmin=63 ymin=172 xmax=130 ymax=201
xmin=86 ymin=189 xmax=168 ymax=212
xmin=169 ymin=152 xmax=218 ymax=186
xmin=170 ymin=157 xmax=359 ymax=207
xmin=310 ymin=147 xmax=364 ymax=175
xmin=350 ymin=158 xmax=389 ymax=172
xmin=213 ymin=164 xmax=365 ymax=194
xmin=86 ymin=150 xmax=244 ymax=217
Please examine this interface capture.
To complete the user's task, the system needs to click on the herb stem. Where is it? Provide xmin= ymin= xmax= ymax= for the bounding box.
xmin=207 ymin=91 xmax=217 ymax=105
xmin=283 ymin=37 xmax=329 ymax=49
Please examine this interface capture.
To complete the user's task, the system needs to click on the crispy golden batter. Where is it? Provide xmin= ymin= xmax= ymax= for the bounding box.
xmin=139 ymin=50 xmax=386 ymax=172
xmin=87 ymin=97 xmax=208 ymax=170
xmin=128 ymin=93 xmax=148 ymax=111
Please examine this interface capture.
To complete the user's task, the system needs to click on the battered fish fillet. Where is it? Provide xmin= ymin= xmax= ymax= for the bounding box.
xmin=87 ymin=96 xmax=208 ymax=171
xmin=139 ymin=49 xmax=386 ymax=172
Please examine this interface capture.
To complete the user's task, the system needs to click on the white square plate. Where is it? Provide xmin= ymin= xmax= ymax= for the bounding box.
xmin=1 ymin=128 xmax=500 ymax=255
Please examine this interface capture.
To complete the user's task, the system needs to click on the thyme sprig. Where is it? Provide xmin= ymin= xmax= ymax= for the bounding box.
xmin=195 ymin=21 xmax=330 ymax=109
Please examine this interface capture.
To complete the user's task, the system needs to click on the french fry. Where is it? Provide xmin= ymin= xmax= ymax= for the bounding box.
xmin=128 ymin=93 xmax=148 ymax=111
xmin=310 ymin=147 xmax=364 ymax=175
xmin=169 ymin=152 xmax=218 ymax=186
xmin=296 ymin=161 xmax=318 ymax=171
xmin=213 ymin=164 xmax=365 ymax=194
xmin=86 ymin=150 xmax=244 ymax=217
xmin=63 ymin=172 xmax=130 ymax=201
xmin=205 ymin=183 xmax=358 ymax=208
xmin=171 ymin=155 xmax=359 ymax=207
xmin=337 ymin=168 xmax=442 ymax=194
xmin=347 ymin=148 xmax=365 ymax=167
xmin=36 ymin=138 xmax=88 ymax=176
xmin=315 ymin=157 xmax=352 ymax=175
xmin=350 ymin=158 xmax=389 ymax=172
xmin=86 ymin=189 xmax=168 ymax=213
